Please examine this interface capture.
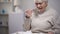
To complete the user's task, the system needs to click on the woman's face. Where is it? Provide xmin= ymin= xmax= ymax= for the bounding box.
xmin=35 ymin=2 xmax=47 ymax=12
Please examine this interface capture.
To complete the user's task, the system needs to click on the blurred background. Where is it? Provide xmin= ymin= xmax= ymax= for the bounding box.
xmin=0 ymin=0 xmax=60 ymax=34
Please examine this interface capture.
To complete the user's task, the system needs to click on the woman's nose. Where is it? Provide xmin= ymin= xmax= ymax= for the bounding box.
xmin=37 ymin=4 xmax=41 ymax=7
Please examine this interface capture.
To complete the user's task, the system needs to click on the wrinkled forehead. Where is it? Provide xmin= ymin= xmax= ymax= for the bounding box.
xmin=34 ymin=0 xmax=48 ymax=3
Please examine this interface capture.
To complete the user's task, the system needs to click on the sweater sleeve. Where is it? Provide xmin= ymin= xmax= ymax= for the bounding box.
xmin=23 ymin=17 xmax=31 ymax=31
xmin=46 ymin=10 xmax=60 ymax=34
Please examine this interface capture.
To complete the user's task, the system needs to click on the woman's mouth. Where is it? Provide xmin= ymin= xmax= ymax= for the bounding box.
xmin=39 ymin=7 xmax=43 ymax=9
xmin=37 ymin=7 xmax=43 ymax=9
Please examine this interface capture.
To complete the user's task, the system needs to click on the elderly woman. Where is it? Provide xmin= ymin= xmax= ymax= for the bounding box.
xmin=23 ymin=0 xmax=60 ymax=34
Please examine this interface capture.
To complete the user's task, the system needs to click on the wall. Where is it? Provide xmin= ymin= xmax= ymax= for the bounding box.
xmin=48 ymin=0 xmax=60 ymax=13
xmin=20 ymin=0 xmax=35 ymax=11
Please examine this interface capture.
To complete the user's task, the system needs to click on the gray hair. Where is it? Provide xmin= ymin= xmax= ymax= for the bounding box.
xmin=34 ymin=0 xmax=48 ymax=3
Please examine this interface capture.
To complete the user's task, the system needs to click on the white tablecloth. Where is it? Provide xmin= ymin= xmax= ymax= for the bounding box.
xmin=11 ymin=31 xmax=46 ymax=34
xmin=11 ymin=31 xmax=32 ymax=34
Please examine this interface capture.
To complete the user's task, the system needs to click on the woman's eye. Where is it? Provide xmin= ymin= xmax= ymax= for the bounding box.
xmin=35 ymin=3 xmax=42 ymax=5
xmin=39 ymin=3 xmax=42 ymax=5
xmin=35 ymin=3 xmax=38 ymax=5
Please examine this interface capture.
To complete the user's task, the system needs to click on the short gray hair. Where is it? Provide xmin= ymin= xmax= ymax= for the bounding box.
xmin=34 ymin=0 xmax=48 ymax=3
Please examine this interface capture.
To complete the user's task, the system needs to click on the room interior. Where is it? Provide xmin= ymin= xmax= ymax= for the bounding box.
xmin=0 ymin=0 xmax=60 ymax=34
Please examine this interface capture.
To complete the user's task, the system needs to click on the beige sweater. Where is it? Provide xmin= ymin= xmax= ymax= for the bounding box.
xmin=23 ymin=7 xmax=60 ymax=34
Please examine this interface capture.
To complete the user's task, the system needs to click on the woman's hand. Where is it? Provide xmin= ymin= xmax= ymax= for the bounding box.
xmin=25 ymin=9 xmax=32 ymax=18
